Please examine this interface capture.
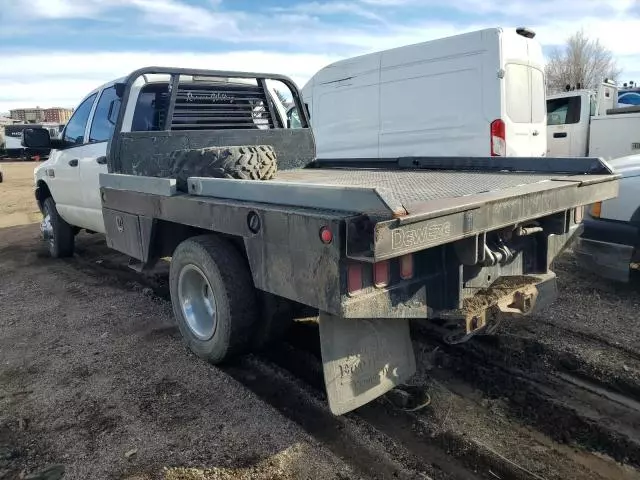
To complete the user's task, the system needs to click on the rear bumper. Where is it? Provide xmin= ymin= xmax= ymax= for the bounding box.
xmin=574 ymin=218 xmax=638 ymax=282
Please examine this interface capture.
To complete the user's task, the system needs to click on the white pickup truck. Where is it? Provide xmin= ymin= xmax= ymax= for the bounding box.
xmin=546 ymin=80 xmax=640 ymax=160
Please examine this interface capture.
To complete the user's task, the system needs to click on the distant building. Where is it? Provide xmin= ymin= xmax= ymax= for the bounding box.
xmin=10 ymin=107 xmax=45 ymax=123
xmin=44 ymin=107 xmax=73 ymax=124
xmin=9 ymin=107 xmax=73 ymax=124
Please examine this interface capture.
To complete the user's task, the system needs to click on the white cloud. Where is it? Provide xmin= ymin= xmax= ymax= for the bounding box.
xmin=0 ymin=50 xmax=341 ymax=111
xmin=2 ymin=0 xmax=640 ymax=110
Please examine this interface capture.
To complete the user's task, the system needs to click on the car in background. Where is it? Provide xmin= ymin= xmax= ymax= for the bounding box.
xmin=574 ymin=154 xmax=640 ymax=282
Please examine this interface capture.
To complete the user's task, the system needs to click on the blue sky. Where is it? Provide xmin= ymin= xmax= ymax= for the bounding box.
xmin=1 ymin=0 xmax=640 ymax=112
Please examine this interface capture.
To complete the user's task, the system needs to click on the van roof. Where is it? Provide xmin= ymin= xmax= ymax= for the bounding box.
xmin=304 ymin=27 xmax=535 ymax=88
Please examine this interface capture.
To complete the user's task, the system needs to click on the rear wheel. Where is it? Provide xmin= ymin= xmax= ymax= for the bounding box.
xmin=169 ymin=235 xmax=258 ymax=364
xmin=42 ymin=197 xmax=75 ymax=258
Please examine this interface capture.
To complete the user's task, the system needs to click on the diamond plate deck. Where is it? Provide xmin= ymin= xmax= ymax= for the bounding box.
xmin=276 ymin=169 xmax=553 ymax=206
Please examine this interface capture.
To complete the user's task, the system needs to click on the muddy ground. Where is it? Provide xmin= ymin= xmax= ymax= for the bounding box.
xmin=1 ymin=162 xmax=640 ymax=480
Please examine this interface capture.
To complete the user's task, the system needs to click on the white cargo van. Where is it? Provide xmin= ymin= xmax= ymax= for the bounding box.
xmin=288 ymin=27 xmax=546 ymax=159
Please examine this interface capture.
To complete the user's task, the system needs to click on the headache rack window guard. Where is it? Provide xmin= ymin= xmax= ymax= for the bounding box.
xmin=107 ymin=66 xmax=310 ymax=173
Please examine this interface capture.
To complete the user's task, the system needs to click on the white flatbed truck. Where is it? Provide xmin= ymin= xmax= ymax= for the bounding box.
xmin=24 ymin=67 xmax=620 ymax=415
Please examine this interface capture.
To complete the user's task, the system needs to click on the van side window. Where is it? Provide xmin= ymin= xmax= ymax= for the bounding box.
xmin=530 ymin=68 xmax=545 ymax=123
xmin=505 ymin=64 xmax=531 ymax=123
xmin=547 ymin=97 xmax=582 ymax=125
xmin=63 ymin=93 xmax=97 ymax=145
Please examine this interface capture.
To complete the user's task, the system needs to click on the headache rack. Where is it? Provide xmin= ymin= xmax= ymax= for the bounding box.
xmin=112 ymin=66 xmax=308 ymax=133
xmin=170 ymin=81 xmax=278 ymax=131
xmin=108 ymin=66 xmax=312 ymax=174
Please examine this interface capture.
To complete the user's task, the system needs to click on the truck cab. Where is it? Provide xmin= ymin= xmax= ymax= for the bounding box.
xmin=32 ymin=74 xmax=291 ymax=236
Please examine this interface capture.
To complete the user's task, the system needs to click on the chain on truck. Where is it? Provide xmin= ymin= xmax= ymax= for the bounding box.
xmin=24 ymin=66 xmax=620 ymax=415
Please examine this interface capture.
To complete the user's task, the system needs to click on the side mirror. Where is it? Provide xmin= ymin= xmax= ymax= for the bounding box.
xmin=114 ymin=82 xmax=126 ymax=98
xmin=22 ymin=128 xmax=52 ymax=149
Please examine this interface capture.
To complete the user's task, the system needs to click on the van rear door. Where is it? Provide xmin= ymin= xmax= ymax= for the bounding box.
xmin=501 ymin=31 xmax=546 ymax=157
xmin=502 ymin=63 xmax=546 ymax=156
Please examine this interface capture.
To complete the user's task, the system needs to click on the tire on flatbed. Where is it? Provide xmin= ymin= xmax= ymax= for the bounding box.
xmin=169 ymin=234 xmax=258 ymax=364
xmin=170 ymin=145 xmax=278 ymax=192
xmin=42 ymin=197 xmax=75 ymax=258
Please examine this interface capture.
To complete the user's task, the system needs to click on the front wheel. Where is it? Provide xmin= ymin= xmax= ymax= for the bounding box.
xmin=169 ymin=235 xmax=258 ymax=364
xmin=41 ymin=197 xmax=75 ymax=258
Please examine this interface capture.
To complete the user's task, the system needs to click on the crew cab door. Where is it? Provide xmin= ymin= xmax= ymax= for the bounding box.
xmin=47 ymin=93 xmax=98 ymax=226
xmin=80 ymin=84 xmax=121 ymax=234
xmin=546 ymin=93 xmax=590 ymax=157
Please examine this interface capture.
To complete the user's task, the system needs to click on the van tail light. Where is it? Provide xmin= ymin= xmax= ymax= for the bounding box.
xmin=590 ymin=202 xmax=602 ymax=218
xmin=373 ymin=260 xmax=390 ymax=288
xmin=490 ymin=119 xmax=506 ymax=156
xmin=347 ymin=263 xmax=363 ymax=294
xmin=399 ymin=254 xmax=414 ymax=280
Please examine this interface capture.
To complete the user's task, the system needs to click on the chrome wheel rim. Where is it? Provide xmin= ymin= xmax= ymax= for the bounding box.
xmin=177 ymin=264 xmax=217 ymax=341
xmin=41 ymin=208 xmax=54 ymax=249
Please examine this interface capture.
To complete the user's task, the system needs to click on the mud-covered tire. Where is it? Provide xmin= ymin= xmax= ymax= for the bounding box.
xmin=169 ymin=235 xmax=258 ymax=364
xmin=170 ymin=145 xmax=277 ymax=192
xmin=42 ymin=197 xmax=75 ymax=258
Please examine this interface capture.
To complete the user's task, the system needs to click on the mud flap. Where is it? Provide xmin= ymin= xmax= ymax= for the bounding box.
xmin=319 ymin=313 xmax=416 ymax=415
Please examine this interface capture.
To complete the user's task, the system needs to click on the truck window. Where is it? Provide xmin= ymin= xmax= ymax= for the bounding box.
xmin=546 ymin=96 xmax=581 ymax=125
xmin=89 ymin=86 xmax=121 ymax=143
xmin=132 ymin=84 xmax=169 ymax=131
xmin=63 ymin=93 xmax=97 ymax=145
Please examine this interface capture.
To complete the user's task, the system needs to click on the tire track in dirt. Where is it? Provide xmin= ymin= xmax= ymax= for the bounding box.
xmin=413 ymin=323 xmax=640 ymax=470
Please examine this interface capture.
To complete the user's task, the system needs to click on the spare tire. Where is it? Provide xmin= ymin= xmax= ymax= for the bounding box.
xmin=169 ymin=145 xmax=277 ymax=192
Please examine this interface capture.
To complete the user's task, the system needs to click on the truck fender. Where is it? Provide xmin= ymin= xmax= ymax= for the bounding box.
xmin=35 ymin=180 xmax=52 ymax=213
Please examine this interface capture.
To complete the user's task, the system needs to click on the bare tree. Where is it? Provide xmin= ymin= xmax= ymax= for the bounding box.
xmin=545 ymin=29 xmax=621 ymax=94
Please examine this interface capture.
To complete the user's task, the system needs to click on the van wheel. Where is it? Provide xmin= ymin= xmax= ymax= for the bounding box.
xmin=42 ymin=197 xmax=75 ymax=258
xmin=169 ymin=235 xmax=258 ymax=364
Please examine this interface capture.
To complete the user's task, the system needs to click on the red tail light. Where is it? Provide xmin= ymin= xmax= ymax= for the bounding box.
xmin=399 ymin=254 xmax=414 ymax=280
xmin=490 ymin=119 xmax=506 ymax=156
xmin=374 ymin=260 xmax=390 ymax=288
xmin=347 ymin=263 xmax=363 ymax=294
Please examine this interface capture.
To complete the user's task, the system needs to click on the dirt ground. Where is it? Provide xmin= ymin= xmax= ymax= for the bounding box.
xmin=0 ymin=163 xmax=366 ymax=479
xmin=0 ymin=162 xmax=42 ymax=229
xmin=2 ymin=161 xmax=640 ymax=480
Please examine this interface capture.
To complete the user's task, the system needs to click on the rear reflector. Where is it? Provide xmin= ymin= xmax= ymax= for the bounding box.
xmin=399 ymin=254 xmax=414 ymax=280
xmin=374 ymin=260 xmax=390 ymax=288
xmin=319 ymin=226 xmax=333 ymax=244
xmin=590 ymin=202 xmax=602 ymax=218
xmin=347 ymin=263 xmax=363 ymax=294
xmin=490 ymin=119 xmax=506 ymax=156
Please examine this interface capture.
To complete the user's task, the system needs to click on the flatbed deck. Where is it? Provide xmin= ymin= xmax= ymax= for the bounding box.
xmin=276 ymin=169 xmax=566 ymax=212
